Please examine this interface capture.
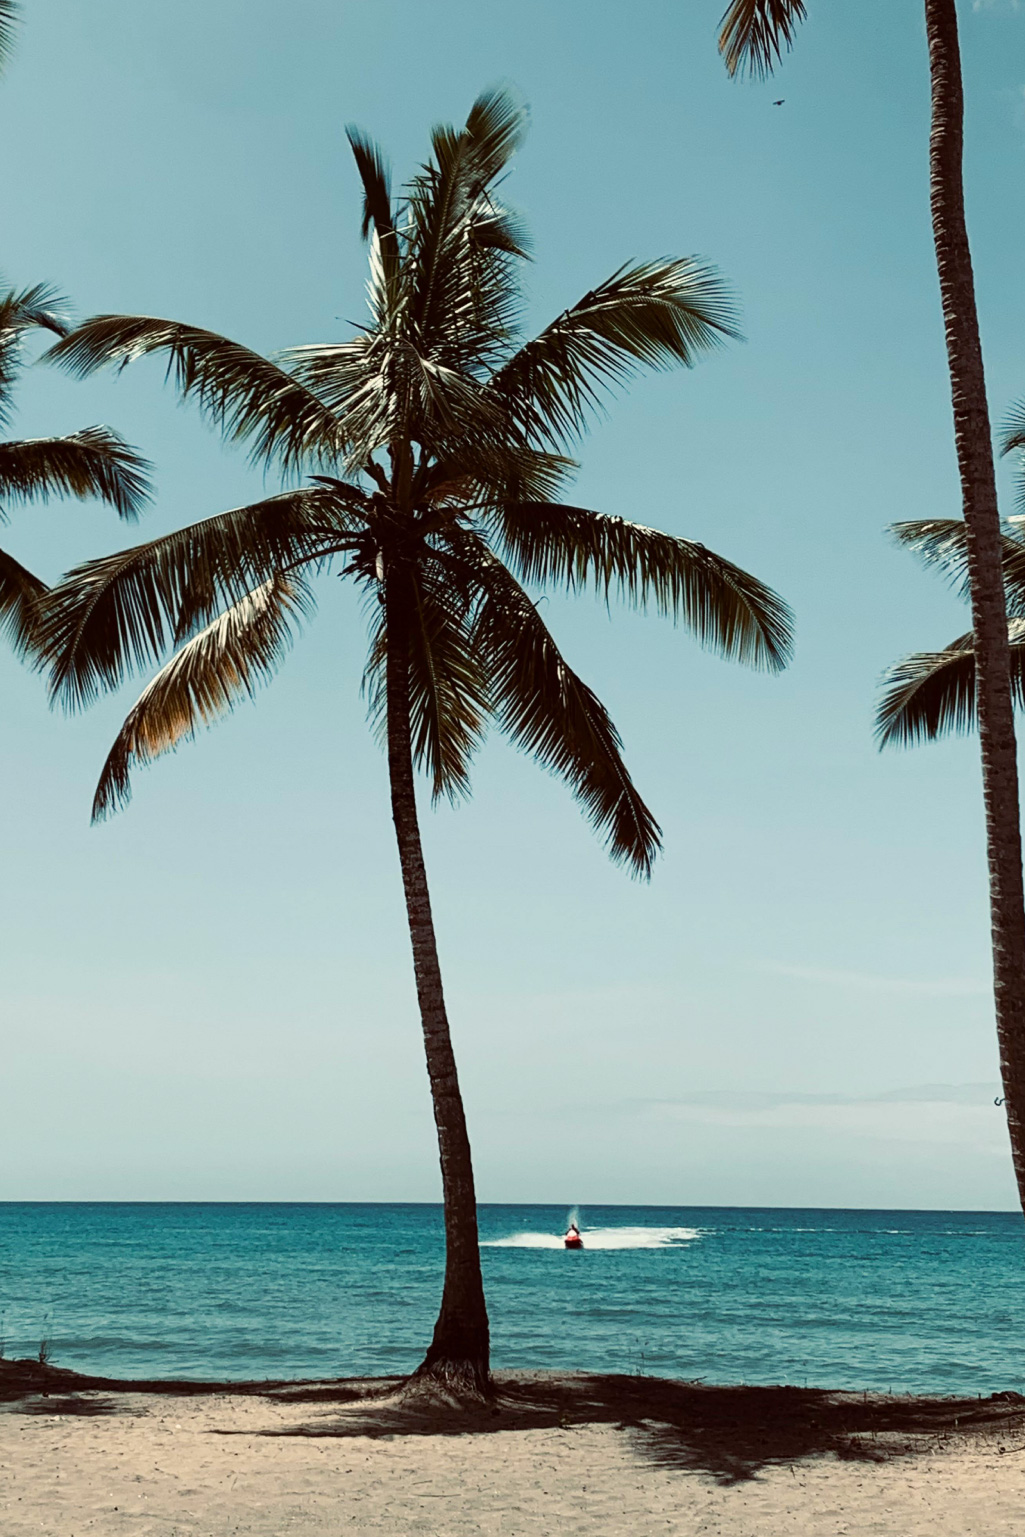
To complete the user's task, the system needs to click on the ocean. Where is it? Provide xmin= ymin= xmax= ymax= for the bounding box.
xmin=2 ymin=1203 xmax=1024 ymax=1396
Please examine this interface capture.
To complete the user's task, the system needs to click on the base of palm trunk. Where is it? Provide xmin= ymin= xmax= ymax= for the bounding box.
xmin=405 ymin=1318 xmax=491 ymax=1404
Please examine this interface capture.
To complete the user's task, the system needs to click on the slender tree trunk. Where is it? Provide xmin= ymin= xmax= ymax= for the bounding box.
xmin=925 ymin=0 xmax=1025 ymax=1208
xmin=384 ymin=573 xmax=491 ymax=1400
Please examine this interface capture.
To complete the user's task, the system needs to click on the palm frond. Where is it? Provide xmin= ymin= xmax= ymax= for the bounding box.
xmin=461 ymin=84 xmax=529 ymax=188
xmin=407 ymin=87 xmax=528 ymax=363
xmin=346 ymin=126 xmax=395 ymax=244
xmin=889 ymin=518 xmax=1025 ymax=617
xmin=718 ymin=0 xmax=807 ymax=79
xmin=875 ymin=632 xmax=976 ymax=748
xmin=285 ymin=335 xmax=508 ymax=470
xmin=469 ymin=544 xmax=661 ymax=877
xmin=0 ymin=427 xmax=151 ymax=520
xmin=0 ymin=1 xmax=19 ymax=73
xmin=1001 ymin=400 xmax=1025 ymax=458
xmin=890 ymin=518 xmax=968 ymax=559
xmin=497 ymin=501 xmax=792 ymax=671
xmin=281 ymin=333 xmax=393 ymax=450
xmin=876 ymin=620 xmax=1025 ymax=748
xmin=890 ymin=517 xmax=971 ymax=599
xmin=92 ymin=574 xmax=313 ymax=821
xmin=419 ymin=445 xmax=574 ymax=509
xmin=368 ymin=561 xmax=489 ymax=800
xmin=46 ymin=316 xmax=347 ymax=473
xmin=0 ymin=283 xmax=70 ymax=428
xmin=0 ymin=282 xmax=68 ymax=340
xmin=39 ymin=485 xmax=361 ymax=709
xmin=488 ymin=260 xmax=740 ymax=448
xmin=999 ymin=401 xmax=1025 ymax=516
xmin=0 ymin=543 xmax=46 ymax=657
xmin=346 ymin=126 xmax=401 ymax=318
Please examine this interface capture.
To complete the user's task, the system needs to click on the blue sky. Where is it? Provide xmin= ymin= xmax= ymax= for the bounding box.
xmin=2 ymin=0 xmax=1024 ymax=1206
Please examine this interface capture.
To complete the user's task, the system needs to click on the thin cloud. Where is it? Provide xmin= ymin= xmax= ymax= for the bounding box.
xmin=629 ymin=1087 xmax=1009 ymax=1151
xmin=639 ymin=1084 xmax=1000 ymax=1111
xmin=765 ymin=962 xmax=988 ymax=998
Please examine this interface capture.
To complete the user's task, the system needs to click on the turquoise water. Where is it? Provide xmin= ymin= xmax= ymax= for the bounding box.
xmin=2 ymin=1204 xmax=1024 ymax=1394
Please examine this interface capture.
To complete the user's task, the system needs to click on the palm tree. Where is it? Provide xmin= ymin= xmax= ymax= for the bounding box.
xmin=712 ymin=0 xmax=1025 ymax=1210
xmin=39 ymin=88 xmax=792 ymax=1399
xmin=0 ymin=284 xmax=150 ymax=657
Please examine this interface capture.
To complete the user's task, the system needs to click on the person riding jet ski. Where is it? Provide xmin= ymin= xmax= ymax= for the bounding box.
xmin=564 ymin=1222 xmax=583 ymax=1249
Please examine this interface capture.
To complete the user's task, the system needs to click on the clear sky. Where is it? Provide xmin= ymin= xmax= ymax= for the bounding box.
xmin=2 ymin=0 xmax=1024 ymax=1208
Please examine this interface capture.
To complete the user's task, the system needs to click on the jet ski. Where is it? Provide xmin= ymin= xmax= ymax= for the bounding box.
xmin=564 ymin=1224 xmax=583 ymax=1249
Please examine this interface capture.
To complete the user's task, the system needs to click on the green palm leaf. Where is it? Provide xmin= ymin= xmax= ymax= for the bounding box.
xmin=366 ymin=559 xmax=490 ymax=801
xmin=0 ymin=282 xmax=151 ymax=666
xmin=0 ymin=543 xmax=46 ymax=657
xmin=0 ymin=283 xmax=69 ymax=429
xmin=0 ymin=1 xmax=19 ymax=72
xmin=39 ymin=486 xmax=360 ymax=709
xmin=46 ymin=316 xmax=348 ymax=473
xmin=497 ymin=501 xmax=792 ymax=670
xmin=999 ymin=402 xmax=1025 ymax=517
xmin=718 ymin=0 xmax=808 ymax=79
xmin=92 ymin=574 xmax=313 ymax=821
xmin=409 ymin=87 xmax=529 ymax=357
xmin=1000 ymin=400 xmax=1025 ymax=458
xmin=488 ymin=261 xmax=740 ymax=448
xmin=0 ymin=427 xmax=151 ymax=520
xmin=346 ymin=127 xmax=395 ymax=245
xmin=469 ymin=545 xmax=661 ymax=877
xmin=876 ymin=621 xmax=1025 ymax=748
xmin=890 ymin=518 xmax=1025 ymax=617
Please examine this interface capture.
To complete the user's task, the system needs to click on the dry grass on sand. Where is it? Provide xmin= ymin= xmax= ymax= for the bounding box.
xmin=3 ymin=1360 xmax=1025 ymax=1534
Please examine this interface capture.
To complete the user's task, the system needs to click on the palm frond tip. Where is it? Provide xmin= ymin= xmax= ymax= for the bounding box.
xmin=92 ymin=574 xmax=313 ymax=820
xmin=718 ymin=0 xmax=808 ymax=79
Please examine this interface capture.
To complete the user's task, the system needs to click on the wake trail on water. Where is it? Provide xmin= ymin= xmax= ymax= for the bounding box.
xmin=482 ymin=1226 xmax=703 ymax=1251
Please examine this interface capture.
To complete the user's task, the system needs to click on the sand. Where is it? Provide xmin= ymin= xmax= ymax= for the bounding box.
xmin=3 ymin=1368 xmax=1025 ymax=1535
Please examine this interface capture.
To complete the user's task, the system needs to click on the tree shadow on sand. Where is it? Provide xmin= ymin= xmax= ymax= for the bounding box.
xmin=5 ymin=1361 xmax=1024 ymax=1483
xmin=13 ymin=1395 xmax=123 ymax=1417
xmin=255 ymin=1373 xmax=1025 ymax=1484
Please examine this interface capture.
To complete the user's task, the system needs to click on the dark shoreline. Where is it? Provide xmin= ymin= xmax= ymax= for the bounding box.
xmin=4 ymin=1359 xmax=1025 ymax=1478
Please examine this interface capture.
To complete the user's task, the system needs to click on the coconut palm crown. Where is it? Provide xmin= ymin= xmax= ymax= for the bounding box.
xmin=41 ymin=89 xmax=790 ymax=844
xmin=39 ymin=88 xmax=792 ymax=1396
xmin=0 ymin=284 xmax=150 ymax=657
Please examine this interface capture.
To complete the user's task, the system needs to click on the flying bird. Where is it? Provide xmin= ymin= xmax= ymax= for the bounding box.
xmin=773 ymin=99 xmax=785 ymax=106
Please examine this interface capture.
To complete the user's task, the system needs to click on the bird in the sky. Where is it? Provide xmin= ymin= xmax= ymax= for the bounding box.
xmin=773 ymin=99 xmax=785 ymax=106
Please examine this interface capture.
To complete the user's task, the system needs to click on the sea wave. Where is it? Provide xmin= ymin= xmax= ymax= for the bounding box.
xmin=482 ymin=1226 xmax=702 ymax=1251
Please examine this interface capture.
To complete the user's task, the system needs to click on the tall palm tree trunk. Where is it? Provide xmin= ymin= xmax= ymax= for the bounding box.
xmin=925 ymin=0 xmax=1025 ymax=1208
xmin=384 ymin=574 xmax=491 ymax=1399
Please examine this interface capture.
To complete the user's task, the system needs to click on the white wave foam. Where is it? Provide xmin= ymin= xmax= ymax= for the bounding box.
xmin=482 ymin=1226 xmax=702 ymax=1251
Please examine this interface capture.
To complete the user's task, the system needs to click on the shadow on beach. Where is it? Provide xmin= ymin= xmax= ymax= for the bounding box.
xmin=261 ymin=1372 xmax=1025 ymax=1483
xmin=3 ymin=1360 xmax=1024 ymax=1483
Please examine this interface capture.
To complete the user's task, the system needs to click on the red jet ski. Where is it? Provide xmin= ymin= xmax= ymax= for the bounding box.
xmin=564 ymin=1224 xmax=583 ymax=1249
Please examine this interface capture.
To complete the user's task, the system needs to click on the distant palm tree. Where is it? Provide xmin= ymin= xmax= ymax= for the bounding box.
xmin=0 ymin=285 xmax=149 ymax=657
xmin=40 ymin=88 xmax=792 ymax=1399
xmin=712 ymin=0 xmax=1025 ymax=1209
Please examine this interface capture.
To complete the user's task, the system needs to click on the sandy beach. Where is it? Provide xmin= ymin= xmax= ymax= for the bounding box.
xmin=3 ymin=1365 xmax=1025 ymax=1535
